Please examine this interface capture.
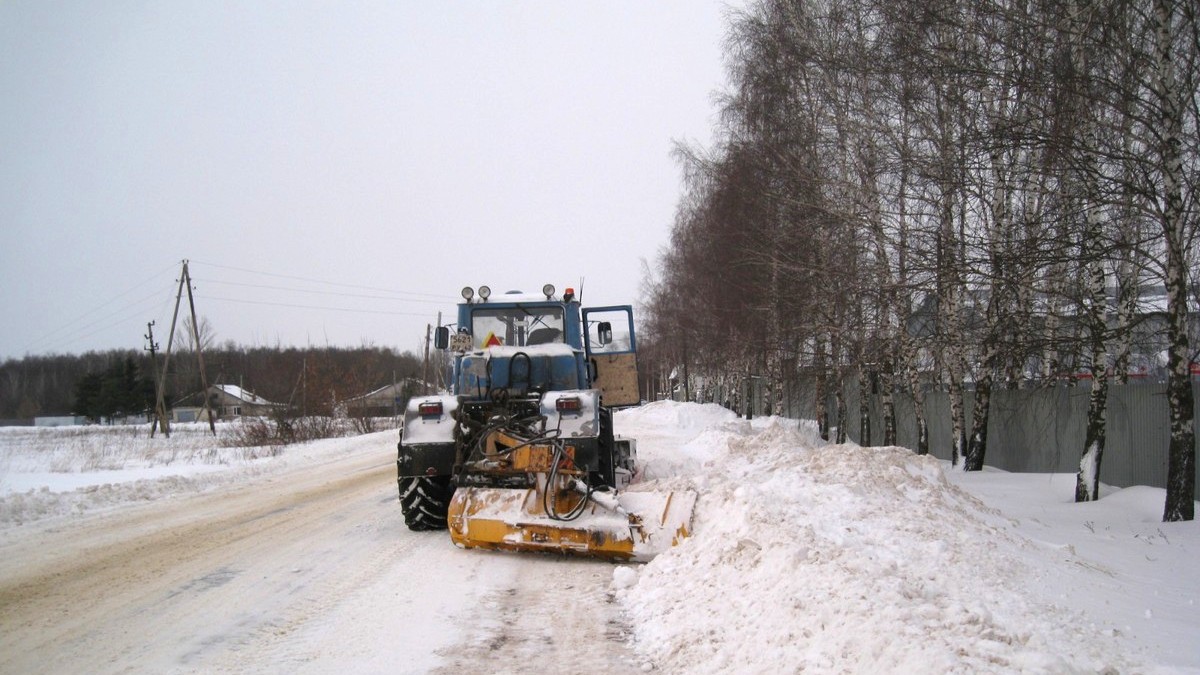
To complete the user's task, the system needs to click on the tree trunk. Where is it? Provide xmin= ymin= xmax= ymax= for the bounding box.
xmin=1075 ymin=176 xmax=1111 ymax=501
xmin=880 ymin=358 xmax=896 ymax=446
xmin=1076 ymin=377 xmax=1109 ymax=501
xmin=835 ymin=383 xmax=847 ymax=444
xmin=948 ymin=373 xmax=966 ymax=468
xmin=1075 ymin=255 xmax=1111 ymax=502
xmin=937 ymin=212 xmax=967 ymax=467
xmin=964 ymin=272 xmax=1003 ymax=472
xmin=858 ymin=364 xmax=872 ymax=446
xmin=815 ymin=337 xmax=830 ymax=441
xmin=1162 ymin=275 xmax=1195 ymax=521
xmin=1159 ymin=182 xmax=1194 ymax=520
xmin=1112 ymin=255 xmax=1139 ymax=384
xmin=901 ymin=333 xmax=929 ymax=455
xmin=963 ymin=372 xmax=992 ymax=472
xmin=1155 ymin=0 xmax=1195 ymax=522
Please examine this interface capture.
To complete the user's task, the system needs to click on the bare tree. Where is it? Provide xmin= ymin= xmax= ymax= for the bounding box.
xmin=638 ymin=0 xmax=1195 ymax=502
xmin=1152 ymin=0 xmax=1197 ymax=521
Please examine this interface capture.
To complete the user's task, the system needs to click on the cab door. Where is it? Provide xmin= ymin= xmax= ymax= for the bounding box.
xmin=582 ymin=305 xmax=640 ymax=407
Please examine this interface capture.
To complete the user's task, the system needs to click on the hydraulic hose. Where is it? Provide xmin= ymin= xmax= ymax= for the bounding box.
xmin=543 ymin=437 xmax=590 ymax=521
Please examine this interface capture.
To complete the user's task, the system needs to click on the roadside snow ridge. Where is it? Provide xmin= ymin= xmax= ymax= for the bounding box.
xmin=614 ymin=402 xmax=1136 ymax=674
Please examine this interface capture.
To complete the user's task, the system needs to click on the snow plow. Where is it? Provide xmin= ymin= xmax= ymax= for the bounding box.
xmin=397 ymin=284 xmax=694 ymax=562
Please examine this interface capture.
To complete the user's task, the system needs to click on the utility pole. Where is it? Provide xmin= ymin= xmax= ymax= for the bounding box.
xmin=183 ymin=260 xmax=219 ymax=432
xmin=421 ymin=311 xmax=442 ymax=395
xmin=158 ymin=266 xmax=187 ymax=435
xmin=145 ymin=321 xmax=171 ymax=438
xmin=182 ymin=261 xmax=217 ymax=436
xmin=422 ymin=323 xmax=432 ymax=395
xmin=160 ymin=260 xmax=216 ymax=436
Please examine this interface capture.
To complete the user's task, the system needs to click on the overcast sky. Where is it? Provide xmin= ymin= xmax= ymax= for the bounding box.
xmin=0 ymin=1 xmax=734 ymax=359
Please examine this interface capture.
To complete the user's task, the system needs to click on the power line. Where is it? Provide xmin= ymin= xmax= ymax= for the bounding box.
xmin=18 ymin=259 xmax=454 ymax=356
xmin=18 ymin=262 xmax=179 ymax=354
xmin=196 ymin=293 xmax=451 ymax=317
xmin=189 ymin=259 xmax=457 ymax=301
xmin=191 ymin=278 xmax=453 ymax=305
xmin=38 ymin=288 xmax=174 ymax=354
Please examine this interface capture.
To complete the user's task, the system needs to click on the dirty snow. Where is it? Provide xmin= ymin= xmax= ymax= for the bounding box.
xmin=1 ymin=402 xmax=1197 ymax=673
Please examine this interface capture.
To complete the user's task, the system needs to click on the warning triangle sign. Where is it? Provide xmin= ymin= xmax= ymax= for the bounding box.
xmin=483 ymin=332 xmax=503 ymax=347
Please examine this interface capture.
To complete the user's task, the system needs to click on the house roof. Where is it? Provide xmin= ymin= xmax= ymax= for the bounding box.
xmin=175 ymin=384 xmax=279 ymax=408
xmin=344 ymin=379 xmax=423 ymax=404
xmin=214 ymin=384 xmax=273 ymax=405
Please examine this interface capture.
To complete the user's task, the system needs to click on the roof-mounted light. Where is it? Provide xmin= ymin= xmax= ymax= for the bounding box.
xmin=461 ymin=287 xmax=474 ymax=301
xmin=564 ymin=287 xmax=575 ymax=302
xmin=542 ymin=283 xmax=556 ymax=299
xmin=478 ymin=285 xmax=491 ymax=301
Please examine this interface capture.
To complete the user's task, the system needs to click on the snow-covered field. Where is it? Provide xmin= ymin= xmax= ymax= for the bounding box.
xmin=0 ymin=422 xmax=293 ymax=527
xmin=1 ymin=403 xmax=1197 ymax=673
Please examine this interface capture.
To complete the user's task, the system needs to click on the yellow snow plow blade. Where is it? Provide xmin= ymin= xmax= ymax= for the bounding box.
xmin=447 ymin=486 xmax=696 ymax=563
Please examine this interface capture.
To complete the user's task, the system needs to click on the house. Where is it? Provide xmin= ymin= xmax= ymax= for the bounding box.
xmin=173 ymin=384 xmax=283 ymax=422
xmin=34 ymin=415 xmax=90 ymax=427
xmin=340 ymin=379 xmax=424 ymax=418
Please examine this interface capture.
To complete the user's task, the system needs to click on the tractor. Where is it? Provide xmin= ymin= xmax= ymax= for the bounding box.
xmin=396 ymin=284 xmax=693 ymax=561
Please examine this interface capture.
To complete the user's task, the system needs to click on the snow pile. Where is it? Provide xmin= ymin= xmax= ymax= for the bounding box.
xmin=615 ymin=401 xmax=1139 ymax=674
xmin=621 ymin=401 xmax=743 ymax=481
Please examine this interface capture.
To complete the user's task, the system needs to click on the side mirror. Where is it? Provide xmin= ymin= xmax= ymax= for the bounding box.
xmin=598 ymin=321 xmax=613 ymax=346
xmin=434 ymin=326 xmax=450 ymax=350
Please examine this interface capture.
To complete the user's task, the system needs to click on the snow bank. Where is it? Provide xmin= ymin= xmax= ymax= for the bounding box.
xmin=619 ymin=400 xmax=743 ymax=480
xmin=615 ymin=401 xmax=1139 ymax=673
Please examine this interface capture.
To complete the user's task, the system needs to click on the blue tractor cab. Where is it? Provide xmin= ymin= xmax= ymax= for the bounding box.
xmin=436 ymin=284 xmax=639 ymax=406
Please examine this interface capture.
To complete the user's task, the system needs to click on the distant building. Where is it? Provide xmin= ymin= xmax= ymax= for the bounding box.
xmin=33 ymin=415 xmax=90 ymax=427
xmin=31 ymin=414 xmax=151 ymax=427
xmin=340 ymin=380 xmax=423 ymax=418
xmin=173 ymin=384 xmax=283 ymax=422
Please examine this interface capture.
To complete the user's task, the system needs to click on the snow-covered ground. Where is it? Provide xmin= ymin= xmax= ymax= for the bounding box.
xmin=1 ymin=422 xmax=305 ymax=528
xmin=1 ymin=403 xmax=1197 ymax=673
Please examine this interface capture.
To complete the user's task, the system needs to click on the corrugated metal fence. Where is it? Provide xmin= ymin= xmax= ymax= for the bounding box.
xmin=781 ymin=379 xmax=1200 ymax=490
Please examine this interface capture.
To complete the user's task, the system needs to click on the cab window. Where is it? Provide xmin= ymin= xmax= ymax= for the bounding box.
xmin=471 ymin=306 xmax=564 ymax=348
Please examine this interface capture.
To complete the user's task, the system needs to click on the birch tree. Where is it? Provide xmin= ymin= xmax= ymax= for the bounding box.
xmin=1152 ymin=0 xmax=1197 ymax=521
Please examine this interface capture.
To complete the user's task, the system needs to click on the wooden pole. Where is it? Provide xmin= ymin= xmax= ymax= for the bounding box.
xmin=145 ymin=321 xmax=171 ymax=438
xmin=182 ymin=261 xmax=216 ymax=436
xmin=422 ymin=324 xmax=432 ymax=395
xmin=156 ymin=263 xmax=188 ymax=435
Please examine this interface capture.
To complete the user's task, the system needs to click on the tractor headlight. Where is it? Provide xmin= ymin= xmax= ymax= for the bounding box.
xmin=542 ymin=283 xmax=556 ymax=299
xmin=478 ymin=285 xmax=492 ymax=301
xmin=461 ymin=287 xmax=474 ymax=301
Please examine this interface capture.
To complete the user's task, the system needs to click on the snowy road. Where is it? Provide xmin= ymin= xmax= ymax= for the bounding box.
xmin=0 ymin=437 xmax=642 ymax=674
